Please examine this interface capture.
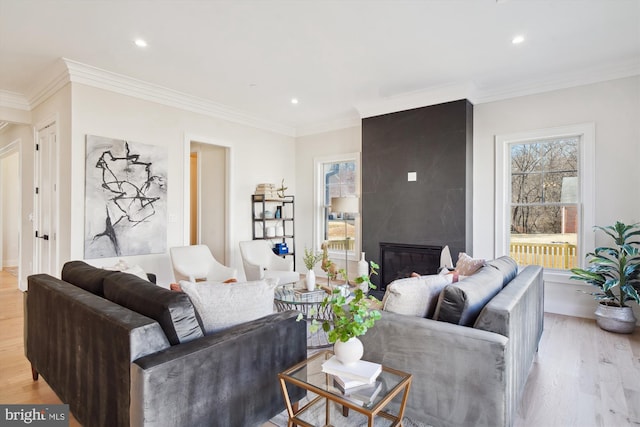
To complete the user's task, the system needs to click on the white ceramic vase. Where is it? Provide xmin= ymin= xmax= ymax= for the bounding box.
xmin=357 ymin=252 xmax=368 ymax=278
xmin=333 ymin=337 xmax=364 ymax=366
xmin=306 ymin=270 xmax=316 ymax=291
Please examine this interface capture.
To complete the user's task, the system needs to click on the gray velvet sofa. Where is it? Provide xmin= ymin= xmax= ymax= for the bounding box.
xmin=360 ymin=257 xmax=544 ymax=427
xmin=24 ymin=261 xmax=306 ymax=427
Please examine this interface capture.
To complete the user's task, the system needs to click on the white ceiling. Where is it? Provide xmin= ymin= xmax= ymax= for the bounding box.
xmin=1 ymin=0 xmax=639 ymax=136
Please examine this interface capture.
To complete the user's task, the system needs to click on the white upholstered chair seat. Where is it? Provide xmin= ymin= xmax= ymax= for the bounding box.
xmin=170 ymin=245 xmax=237 ymax=283
xmin=239 ymin=240 xmax=299 ymax=285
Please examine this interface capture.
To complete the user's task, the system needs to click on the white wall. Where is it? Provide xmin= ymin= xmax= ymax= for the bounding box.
xmin=473 ymin=75 xmax=640 ymax=320
xmin=70 ymin=84 xmax=296 ymax=285
xmin=295 ymin=126 xmax=361 ymax=275
xmin=1 ymin=150 xmax=20 ymax=266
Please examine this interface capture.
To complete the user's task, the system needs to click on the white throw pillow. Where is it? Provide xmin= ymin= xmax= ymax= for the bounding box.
xmin=382 ymin=273 xmax=453 ymax=318
xmin=103 ymin=259 xmax=148 ymax=281
xmin=180 ymin=279 xmax=276 ymax=334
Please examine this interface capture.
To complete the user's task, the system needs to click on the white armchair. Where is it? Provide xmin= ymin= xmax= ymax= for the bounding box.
xmin=239 ymin=240 xmax=300 ymax=285
xmin=170 ymin=245 xmax=237 ymax=283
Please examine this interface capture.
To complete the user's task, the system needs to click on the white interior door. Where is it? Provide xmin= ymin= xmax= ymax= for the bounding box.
xmin=34 ymin=122 xmax=57 ymax=275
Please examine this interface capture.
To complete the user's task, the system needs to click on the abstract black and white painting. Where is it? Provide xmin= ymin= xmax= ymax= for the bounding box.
xmin=84 ymin=135 xmax=167 ymax=258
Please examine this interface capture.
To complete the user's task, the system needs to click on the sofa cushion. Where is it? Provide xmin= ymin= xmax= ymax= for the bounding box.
xmin=180 ymin=279 xmax=276 ymax=334
xmin=382 ymin=272 xmax=452 ymax=318
xmin=433 ymin=265 xmax=504 ymax=326
xmin=486 ymin=256 xmax=519 ymax=287
xmin=103 ymin=273 xmax=204 ymax=345
xmin=61 ymin=260 xmax=116 ymax=296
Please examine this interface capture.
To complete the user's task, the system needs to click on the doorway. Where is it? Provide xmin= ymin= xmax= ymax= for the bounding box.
xmin=189 ymin=142 xmax=228 ymax=264
xmin=1 ymin=142 xmax=20 ymax=282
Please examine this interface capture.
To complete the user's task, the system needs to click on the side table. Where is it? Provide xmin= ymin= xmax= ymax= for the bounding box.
xmin=278 ymin=350 xmax=412 ymax=427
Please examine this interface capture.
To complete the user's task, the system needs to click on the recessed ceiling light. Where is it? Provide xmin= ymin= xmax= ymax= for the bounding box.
xmin=134 ymin=39 xmax=148 ymax=48
xmin=512 ymin=35 xmax=525 ymax=45
xmin=291 ymin=98 xmax=299 ymax=105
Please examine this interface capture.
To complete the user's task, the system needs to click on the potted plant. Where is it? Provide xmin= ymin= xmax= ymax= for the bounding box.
xmin=319 ymin=261 xmax=382 ymax=364
xmin=303 ymin=247 xmax=323 ymax=291
xmin=570 ymin=221 xmax=640 ymax=333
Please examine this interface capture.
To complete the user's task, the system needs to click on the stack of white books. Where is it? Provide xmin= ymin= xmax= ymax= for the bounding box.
xmin=254 ymin=183 xmax=278 ymax=198
xmin=321 ymin=356 xmax=383 ymax=406
xmin=332 ymin=376 xmax=383 ymax=406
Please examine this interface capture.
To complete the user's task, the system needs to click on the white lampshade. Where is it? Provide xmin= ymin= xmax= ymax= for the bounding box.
xmin=331 ymin=196 xmax=359 ymax=214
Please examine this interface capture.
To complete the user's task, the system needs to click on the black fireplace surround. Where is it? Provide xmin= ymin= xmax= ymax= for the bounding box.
xmin=380 ymin=243 xmax=442 ymax=291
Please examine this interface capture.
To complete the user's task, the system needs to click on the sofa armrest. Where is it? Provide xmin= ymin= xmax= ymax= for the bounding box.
xmin=242 ymin=259 xmax=265 ymax=281
xmin=25 ymin=274 xmax=170 ymax=427
xmin=360 ymin=311 xmax=509 ymax=427
xmin=130 ymin=310 xmax=307 ymax=427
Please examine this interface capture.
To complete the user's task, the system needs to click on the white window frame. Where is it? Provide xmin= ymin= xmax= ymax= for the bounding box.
xmin=313 ymin=153 xmax=361 ymax=260
xmin=495 ymin=123 xmax=595 ymax=276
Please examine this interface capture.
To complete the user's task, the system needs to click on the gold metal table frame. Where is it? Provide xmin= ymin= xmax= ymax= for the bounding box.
xmin=278 ymin=350 xmax=412 ymax=427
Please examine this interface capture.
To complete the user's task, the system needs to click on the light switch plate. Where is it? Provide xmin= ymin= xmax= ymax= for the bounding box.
xmin=407 ymin=172 xmax=417 ymax=182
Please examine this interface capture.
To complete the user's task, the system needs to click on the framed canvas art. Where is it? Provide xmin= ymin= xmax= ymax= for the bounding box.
xmin=84 ymin=135 xmax=167 ymax=258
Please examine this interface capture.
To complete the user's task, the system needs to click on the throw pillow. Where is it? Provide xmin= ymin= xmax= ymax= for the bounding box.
xmin=103 ymin=259 xmax=149 ymax=281
xmin=433 ymin=266 xmax=503 ymax=326
xmin=382 ymin=273 xmax=453 ymax=318
xmin=455 ymin=252 xmax=485 ymax=276
xmin=180 ymin=279 xmax=276 ymax=334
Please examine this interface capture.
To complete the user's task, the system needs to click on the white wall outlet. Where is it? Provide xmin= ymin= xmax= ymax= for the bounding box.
xmin=407 ymin=172 xmax=417 ymax=182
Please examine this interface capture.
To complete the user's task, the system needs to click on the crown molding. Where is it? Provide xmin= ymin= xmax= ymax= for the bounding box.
xmin=295 ymin=114 xmax=361 ymax=137
xmin=355 ymin=82 xmax=478 ymax=119
xmin=474 ymin=58 xmax=640 ymax=104
xmin=354 ymin=58 xmax=640 ymax=120
xmin=0 ymin=90 xmax=31 ymax=111
xmin=59 ymin=58 xmax=296 ymax=136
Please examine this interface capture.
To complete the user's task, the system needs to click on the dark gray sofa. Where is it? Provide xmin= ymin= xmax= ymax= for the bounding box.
xmin=360 ymin=257 xmax=544 ymax=427
xmin=24 ymin=261 xmax=306 ymax=427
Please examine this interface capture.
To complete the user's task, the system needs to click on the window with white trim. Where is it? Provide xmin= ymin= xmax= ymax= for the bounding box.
xmin=314 ymin=154 xmax=360 ymax=258
xmin=495 ymin=124 xmax=595 ymax=271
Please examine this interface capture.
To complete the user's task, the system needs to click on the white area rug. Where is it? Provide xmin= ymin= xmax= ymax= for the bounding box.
xmin=270 ymin=398 xmax=431 ymax=427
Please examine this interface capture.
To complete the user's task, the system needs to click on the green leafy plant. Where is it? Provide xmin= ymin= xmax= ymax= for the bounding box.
xmin=570 ymin=221 xmax=640 ymax=307
xmin=319 ymin=261 xmax=382 ymax=343
xmin=303 ymin=247 xmax=323 ymax=271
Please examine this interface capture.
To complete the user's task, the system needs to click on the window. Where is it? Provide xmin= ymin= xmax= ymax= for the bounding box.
xmin=314 ymin=154 xmax=360 ymax=258
xmin=496 ymin=124 xmax=594 ymax=271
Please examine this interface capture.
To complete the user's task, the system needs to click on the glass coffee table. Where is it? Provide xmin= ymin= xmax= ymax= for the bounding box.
xmin=278 ymin=350 xmax=412 ymax=427
xmin=273 ymin=284 xmax=334 ymax=349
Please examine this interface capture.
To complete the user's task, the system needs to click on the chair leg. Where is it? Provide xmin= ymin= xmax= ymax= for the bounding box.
xmin=31 ymin=364 xmax=39 ymax=381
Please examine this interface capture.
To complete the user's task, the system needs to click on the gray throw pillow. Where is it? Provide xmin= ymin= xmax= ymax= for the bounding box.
xmin=433 ymin=266 xmax=503 ymax=326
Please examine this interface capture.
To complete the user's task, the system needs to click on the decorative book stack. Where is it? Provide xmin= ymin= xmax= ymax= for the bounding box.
xmin=321 ymin=356 xmax=383 ymax=406
xmin=254 ymin=183 xmax=278 ymax=198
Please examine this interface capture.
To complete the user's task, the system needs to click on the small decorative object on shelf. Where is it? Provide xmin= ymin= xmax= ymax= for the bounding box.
xmin=276 ymin=178 xmax=288 ymax=198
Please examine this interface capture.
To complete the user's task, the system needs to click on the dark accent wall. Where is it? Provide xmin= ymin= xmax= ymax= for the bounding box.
xmin=362 ymin=99 xmax=473 ymax=291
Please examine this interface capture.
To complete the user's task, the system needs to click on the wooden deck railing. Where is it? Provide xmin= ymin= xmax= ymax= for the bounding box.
xmin=326 ymin=239 xmax=355 ymax=251
xmin=510 ymin=242 xmax=577 ymax=269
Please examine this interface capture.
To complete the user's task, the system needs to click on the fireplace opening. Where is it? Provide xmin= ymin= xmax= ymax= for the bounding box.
xmin=379 ymin=243 xmax=442 ymax=292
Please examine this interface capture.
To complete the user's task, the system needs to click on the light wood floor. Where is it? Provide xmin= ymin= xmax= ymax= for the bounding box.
xmin=1 ymin=269 xmax=639 ymax=427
